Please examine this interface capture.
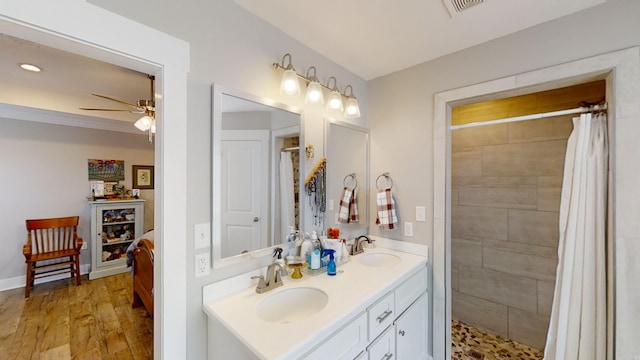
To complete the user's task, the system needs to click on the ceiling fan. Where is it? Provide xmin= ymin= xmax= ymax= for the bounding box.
xmin=80 ymin=74 xmax=156 ymax=141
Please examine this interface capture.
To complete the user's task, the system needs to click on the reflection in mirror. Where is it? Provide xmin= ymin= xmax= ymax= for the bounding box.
xmin=212 ymin=84 xmax=302 ymax=268
xmin=324 ymin=119 xmax=369 ymax=239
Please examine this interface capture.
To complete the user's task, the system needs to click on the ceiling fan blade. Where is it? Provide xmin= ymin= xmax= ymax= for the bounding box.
xmin=79 ymin=108 xmax=134 ymax=112
xmin=91 ymin=93 xmax=141 ymax=109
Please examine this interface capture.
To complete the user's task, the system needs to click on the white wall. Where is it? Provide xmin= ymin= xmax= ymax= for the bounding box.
xmin=85 ymin=1 xmax=368 ymax=359
xmin=368 ymin=0 xmax=640 ymax=357
xmin=0 ymin=117 xmax=154 ymax=286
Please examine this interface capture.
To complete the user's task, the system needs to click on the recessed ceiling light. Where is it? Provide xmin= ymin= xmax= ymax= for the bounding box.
xmin=20 ymin=63 xmax=42 ymax=72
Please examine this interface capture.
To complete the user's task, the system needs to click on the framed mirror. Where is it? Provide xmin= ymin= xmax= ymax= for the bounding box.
xmin=212 ymin=84 xmax=303 ymax=268
xmin=324 ymin=119 xmax=370 ymax=238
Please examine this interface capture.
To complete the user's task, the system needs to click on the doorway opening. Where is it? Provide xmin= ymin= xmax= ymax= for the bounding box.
xmin=449 ymin=81 xmax=605 ymax=359
xmin=433 ymin=47 xmax=640 ymax=360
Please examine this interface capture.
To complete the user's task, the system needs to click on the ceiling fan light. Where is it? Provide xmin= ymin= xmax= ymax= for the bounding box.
xmin=150 ymin=118 xmax=156 ymax=134
xmin=280 ymin=69 xmax=300 ymax=96
xmin=305 ymin=81 xmax=324 ymax=104
xmin=135 ymin=115 xmax=153 ymax=131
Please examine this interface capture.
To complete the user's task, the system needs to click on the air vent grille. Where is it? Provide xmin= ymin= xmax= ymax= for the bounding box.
xmin=447 ymin=0 xmax=484 ymax=13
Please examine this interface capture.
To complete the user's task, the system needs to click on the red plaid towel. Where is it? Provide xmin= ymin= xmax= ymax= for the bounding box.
xmin=375 ymin=188 xmax=397 ymax=230
xmin=337 ymin=187 xmax=359 ymax=223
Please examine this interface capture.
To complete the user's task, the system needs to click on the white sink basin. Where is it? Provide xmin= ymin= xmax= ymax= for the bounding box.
xmin=256 ymin=287 xmax=329 ymax=324
xmin=357 ymin=253 xmax=401 ymax=267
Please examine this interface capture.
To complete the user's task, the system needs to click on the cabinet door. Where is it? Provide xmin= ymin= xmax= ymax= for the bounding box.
xmin=97 ymin=204 xmax=142 ymax=267
xmin=394 ymin=292 xmax=428 ymax=360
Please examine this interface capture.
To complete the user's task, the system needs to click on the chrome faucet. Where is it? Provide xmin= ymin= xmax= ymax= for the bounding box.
xmin=251 ymin=262 xmax=288 ymax=294
xmin=350 ymin=235 xmax=374 ymax=255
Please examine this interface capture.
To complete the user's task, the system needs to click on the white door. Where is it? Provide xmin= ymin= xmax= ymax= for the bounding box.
xmin=221 ymin=130 xmax=269 ymax=258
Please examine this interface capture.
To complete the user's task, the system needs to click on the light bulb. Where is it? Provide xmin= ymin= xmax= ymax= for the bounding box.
xmin=134 ymin=115 xmax=153 ymax=131
xmin=305 ymin=81 xmax=324 ymax=104
xmin=344 ymin=98 xmax=361 ymax=118
xmin=326 ymin=90 xmax=343 ymax=113
xmin=280 ymin=69 xmax=300 ymax=96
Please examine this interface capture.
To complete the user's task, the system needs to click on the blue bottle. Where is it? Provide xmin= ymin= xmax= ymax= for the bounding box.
xmin=322 ymin=249 xmax=336 ymax=276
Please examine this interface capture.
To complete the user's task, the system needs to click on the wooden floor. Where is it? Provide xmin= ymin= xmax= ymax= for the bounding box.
xmin=0 ymin=273 xmax=153 ymax=360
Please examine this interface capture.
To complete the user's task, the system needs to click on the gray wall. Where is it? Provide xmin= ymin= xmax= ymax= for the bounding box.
xmin=0 ymin=118 xmax=154 ymax=283
xmin=451 ymin=116 xmax=573 ymax=349
xmin=368 ymin=0 xmax=640 ymax=357
xmin=86 ymin=1 xmax=367 ymax=359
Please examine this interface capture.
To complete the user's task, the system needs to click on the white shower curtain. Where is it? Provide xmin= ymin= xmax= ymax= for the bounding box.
xmin=279 ymin=151 xmax=295 ymax=237
xmin=544 ymin=112 xmax=607 ymax=360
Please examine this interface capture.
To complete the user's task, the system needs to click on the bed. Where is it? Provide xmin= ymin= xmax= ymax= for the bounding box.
xmin=127 ymin=230 xmax=154 ymax=316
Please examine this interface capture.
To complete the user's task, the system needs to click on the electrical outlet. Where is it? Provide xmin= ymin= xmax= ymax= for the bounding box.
xmin=194 ymin=222 xmax=210 ymax=250
xmin=81 ymin=241 xmax=88 ymax=250
xmin=415 ymin=206 xmax=426 ymax=222
xmin=404 ymin=222 xmax=414 ymax=237
xmin=195 ymin=252 xmax=210 ymax=277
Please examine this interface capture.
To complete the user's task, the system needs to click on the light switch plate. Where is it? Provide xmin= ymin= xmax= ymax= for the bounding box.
xmin=194 ymin=222 xmax=210 ymax=249
xmin=328 ymin=199 xmax=334 ymax=211
xmin=416 ymin=206 xmax=426 ymax=222
xmin=404 ymin=222 xmax=414 ymax=237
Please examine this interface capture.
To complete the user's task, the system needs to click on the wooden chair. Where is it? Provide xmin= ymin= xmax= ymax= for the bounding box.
xmin=23 ymin=216 xmax=83 ymax=298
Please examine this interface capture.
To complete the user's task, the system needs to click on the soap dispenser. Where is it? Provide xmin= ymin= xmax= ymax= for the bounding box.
xmin=322 ymin=249 xmax=337 ymax=276
xmin=273 ymin=247 xmax=284 ymax=267
xmin=300 ymin=232 xmax=313 ymax=268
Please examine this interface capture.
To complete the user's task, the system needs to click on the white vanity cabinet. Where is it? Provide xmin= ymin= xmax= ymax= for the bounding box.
xmin=203 ymin=245 xmax=429 ymax=360
xmin=88 ymin=199 xmax=145 ymax=280
xmin=304 ymin=267 xmax=429 ymax=360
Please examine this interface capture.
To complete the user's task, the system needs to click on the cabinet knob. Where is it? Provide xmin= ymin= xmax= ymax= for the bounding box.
xmin=382 ymin=353 xmax=394 ymax=360
xmin=398 ymin=329 xmax=405 ymax=336
xmin=253 ymin=217 xmax=259 ymax=222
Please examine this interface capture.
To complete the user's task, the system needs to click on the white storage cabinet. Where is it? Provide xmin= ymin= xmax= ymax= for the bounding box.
xmin=89 ymin=199 xmax=145 ymax=280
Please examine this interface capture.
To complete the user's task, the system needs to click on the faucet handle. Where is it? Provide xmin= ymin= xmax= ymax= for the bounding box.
xmin=251 ymin=275 xmax=267 ymax=292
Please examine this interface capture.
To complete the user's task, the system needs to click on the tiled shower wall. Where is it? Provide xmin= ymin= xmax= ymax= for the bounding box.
xmin=451 ymin=115 xmax=574 ymax=349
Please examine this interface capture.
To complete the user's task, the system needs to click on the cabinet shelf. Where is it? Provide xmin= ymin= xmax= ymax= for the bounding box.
xmin=103 ymin=239 xmax=135 ymax=246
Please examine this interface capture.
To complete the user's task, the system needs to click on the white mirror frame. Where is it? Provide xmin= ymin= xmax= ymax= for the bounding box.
xmin=212 ymin=84 xmax=303 ymax=269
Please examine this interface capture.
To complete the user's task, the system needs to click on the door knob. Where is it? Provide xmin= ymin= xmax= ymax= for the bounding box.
xmin=253 ymin=217 xmax=259 ymax=222
xmin=399 ymin=329 xmax=405 ymax=336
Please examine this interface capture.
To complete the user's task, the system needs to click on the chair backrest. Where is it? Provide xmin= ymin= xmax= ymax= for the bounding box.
xmin=26 ymin=216 xmax=80 ymax=254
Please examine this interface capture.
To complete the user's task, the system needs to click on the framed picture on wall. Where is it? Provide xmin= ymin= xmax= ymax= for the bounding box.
xmin=132 ymin=165 xmax=154 ymax=189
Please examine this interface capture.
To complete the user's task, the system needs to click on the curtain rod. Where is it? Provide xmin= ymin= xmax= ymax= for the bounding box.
xmin=450 ymin=104 xmax=607 ymax=131
xmin=281 ymin=146 xmax=300 ymax=152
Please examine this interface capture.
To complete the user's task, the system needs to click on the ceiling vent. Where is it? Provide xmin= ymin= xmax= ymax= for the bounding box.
xmin=442 ymin=0 xmax=485 ymax=16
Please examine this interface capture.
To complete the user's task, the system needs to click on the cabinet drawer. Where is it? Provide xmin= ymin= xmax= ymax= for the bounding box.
xmin=395 ymin=267 xmax=427 ymax=316
xmin=302 ymin=312 xmax=367 ymax=360
xmin=368 ymin=292 xmax=395 ymax=341
xmin=367 ymin=326 xmax=395 ymax=360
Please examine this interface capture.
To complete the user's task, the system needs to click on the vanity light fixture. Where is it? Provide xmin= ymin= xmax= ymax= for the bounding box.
xmin=326 ymin=77 xmax=344 ymax=114
xmin=342 ymin=85 xmax=361 ymax=119
xmin=20 ymin=63 xmax=42 ymax=72
xmin=273 ymin=53 xmax=360 ymax=118
xmin=277 ymin=53 xmax=301 ymax=96
xmin=304 ymin=66 xmax=324 ymax=104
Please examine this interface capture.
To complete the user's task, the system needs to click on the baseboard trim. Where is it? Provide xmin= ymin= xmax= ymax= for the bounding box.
xmin=0 ymin=264 xmax=91 ymax=292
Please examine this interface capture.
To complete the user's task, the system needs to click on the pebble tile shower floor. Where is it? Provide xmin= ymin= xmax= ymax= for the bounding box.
xmin=451 ymin=319 xmax=543 ymax=360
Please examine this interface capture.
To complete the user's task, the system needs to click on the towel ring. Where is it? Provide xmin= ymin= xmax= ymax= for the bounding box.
xmin=343 ymin=173 xmax=358 ymax=189
xmin=376 ymin=172 xmax=393 ymax=189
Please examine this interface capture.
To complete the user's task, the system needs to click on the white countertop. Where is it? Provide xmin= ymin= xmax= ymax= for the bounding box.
xmin=203 ymin=245 xmax=427 ymax=359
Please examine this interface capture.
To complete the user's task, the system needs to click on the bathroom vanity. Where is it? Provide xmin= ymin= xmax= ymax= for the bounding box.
xmin=203 ymin=241 xmax=429 ymax=359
